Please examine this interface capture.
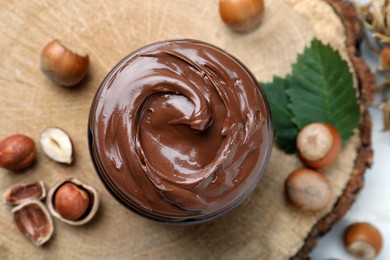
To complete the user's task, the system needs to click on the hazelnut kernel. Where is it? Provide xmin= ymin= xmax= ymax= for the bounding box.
xmin=0 ymin=134 xmax=35 ymax=171
xmin=40 ymin=127 xmax=73 ymax=164
xmin=54 ymin=182 xmax=90 ymax=221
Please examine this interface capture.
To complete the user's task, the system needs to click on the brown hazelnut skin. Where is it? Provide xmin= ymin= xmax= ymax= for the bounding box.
xmin=40 ymin=39 xmax=89 ymax=87
xmin=297 ymin=122 xmax=342 ymax=169
xmin=344 ymin=222 xmax=383 ymax=259
xmin=0 ymin=134 xmax=35 ymax=171
xmin=219 ymin=0 xmax=264 ymax=32
xmin=285 ymin=168 xmax=331 ymax=211
xmin=54 ymin=182 xmax=90 ymax=221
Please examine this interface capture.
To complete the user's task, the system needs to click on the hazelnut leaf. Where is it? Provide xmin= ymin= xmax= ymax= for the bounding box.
xmin=286 ymin=39 xmax=359 ymax=145
xmin=261 ymin=38 xmax=359 ymax=153
xmin=262 ymin=76 xmax=299 ymax=154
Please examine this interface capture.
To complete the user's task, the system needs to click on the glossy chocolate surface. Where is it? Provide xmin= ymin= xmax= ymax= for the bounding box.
xmin=89 ymin=40 xmax=272 ymax=223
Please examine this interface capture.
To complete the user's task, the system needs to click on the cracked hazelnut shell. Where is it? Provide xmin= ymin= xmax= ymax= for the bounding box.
xmin=12 ymin=200 xmax=53 ymax=246
xmin=4 ymin=181 xmax=46 ymax=206
xmin=47 ymin=178 xmax=99 ymax=225
xmin=0 ymin=134 xmax=35 ymax=171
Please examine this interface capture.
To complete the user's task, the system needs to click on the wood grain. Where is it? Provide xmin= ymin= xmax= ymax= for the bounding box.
xmin=0 ymin=0 xmax=369 ymax=259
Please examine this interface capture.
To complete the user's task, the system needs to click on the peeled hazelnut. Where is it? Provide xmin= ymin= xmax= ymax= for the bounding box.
xmin=40 ymin=39 xmax=89 ymax=87
xmin=380 ymin=45 xmax=390 ymax=73
xmin=12 ymin=200 xmax=53 ymax=246
xmin=296 ymin=122 xmax=342 ymax=169
xmin=0 ymin=134 xmax=35 ymax=171
xmin=47 ymin=178 xmax=99 ymax=225
xmin=344 ymin=222 xmax=383 ymax=260
xmin=285 ymin=168 xmax=331 ymax=211
xmin=4 ymin=181 xmax=46 ymax=206
xmin=219 ymin=0 xmax=264 ymax=32
xmin=40 ymin=127 xmax=73 ymax=164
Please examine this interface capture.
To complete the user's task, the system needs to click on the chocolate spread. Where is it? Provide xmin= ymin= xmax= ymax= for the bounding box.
xmin=89 ymin=40 xmax=272 ymax=222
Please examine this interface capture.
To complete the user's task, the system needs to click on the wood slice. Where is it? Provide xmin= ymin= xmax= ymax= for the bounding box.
xmin=0 ymin=0 xmax=374 ymax=259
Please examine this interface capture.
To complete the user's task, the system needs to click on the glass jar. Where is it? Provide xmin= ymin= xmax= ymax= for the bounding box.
xmin=88 ymin=39 xmax=272 ymax=224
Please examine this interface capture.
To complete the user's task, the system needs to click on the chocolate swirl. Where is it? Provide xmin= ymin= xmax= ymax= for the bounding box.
xmin=89 ymin=40 xmax=272 ymax=222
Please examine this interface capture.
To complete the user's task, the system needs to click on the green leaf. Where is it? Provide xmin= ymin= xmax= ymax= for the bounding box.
xmin=286 ymin=39 xmax=360 ymax=144
xmin=261 ymin=38 xmax=360 ymax=153
xmin=262 ymin=76 xmax=299 ymax=154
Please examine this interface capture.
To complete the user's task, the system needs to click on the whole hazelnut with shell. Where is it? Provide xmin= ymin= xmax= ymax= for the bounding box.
xmin=285 ymin=168 xmax=332 ymax=211
xmin=296 ymin=122 xmax=342 ymax=169
xmin=219 ymin=0 xmax=265 ymax=32
xmin=344 ymin=222 xmax=383 ymax=260
xmin=40 ymin=39 xmax=89 ymax=87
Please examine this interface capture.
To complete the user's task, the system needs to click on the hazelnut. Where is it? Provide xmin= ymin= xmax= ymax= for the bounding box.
xmin=285 ymin=168 xmax=331 ymax=211
xmin=47 ymin=178 xmax=99 ymax=225
xmin=380 ymin=45 xmax=390 ymax=73
xmin=12 ymin=200 xmax=53 ymax=246
xmin=40 ymin=127 xmax=73 ymax=164
xmin=344 ymin=222 xmax=383 ymax=259
xmin=40 ymin=39 xmax=89 ymax=87
xmin=219 ymin=0 xmax=264 ymax=32
xmin=0 ymin=134 xmax=35 ymax=171
xmin=4 ymin=181 xmax=46 ymax=206
xmin=54 ymin=182 xmax=90 ymax=221
xmin=296 ymin=122 xmax=342 ymax=169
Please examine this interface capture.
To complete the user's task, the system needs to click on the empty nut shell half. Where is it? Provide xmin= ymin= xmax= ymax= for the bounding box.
xmin=12 ymin=200 xmax=54 ymax=246
xmin=4 ymin=181 xmax=46 ymax=206
xmin=47 ymin=177 xmax=99 ymax=225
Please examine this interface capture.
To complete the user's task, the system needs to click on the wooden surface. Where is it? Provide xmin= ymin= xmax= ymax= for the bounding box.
xmin=0 ymin=0 xmax=365 ymax=259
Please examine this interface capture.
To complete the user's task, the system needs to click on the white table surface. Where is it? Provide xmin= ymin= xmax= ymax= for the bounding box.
xmin=311 ymin=22 xmax=390 ymax=259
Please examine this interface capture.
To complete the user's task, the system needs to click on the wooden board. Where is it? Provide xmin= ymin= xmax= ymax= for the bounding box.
xmin=0 ymin=0 xmax=373 ymax=259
